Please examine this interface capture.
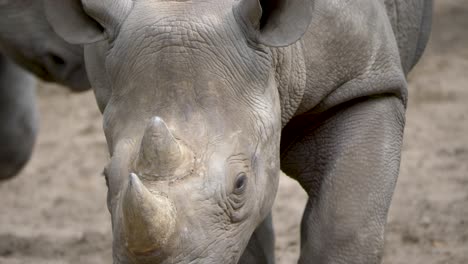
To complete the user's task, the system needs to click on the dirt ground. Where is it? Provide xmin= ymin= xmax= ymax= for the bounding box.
xmin=0 ymin=1 xmax=467 ymax=263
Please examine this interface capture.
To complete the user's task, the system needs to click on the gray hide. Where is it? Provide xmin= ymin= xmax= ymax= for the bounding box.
xmin=0 ymin=0 xmax=90 ymax=91
xmin=0 ymin=0 xmax=91 ymax=179
xmin=0 ymin=54 xmax=37 ymax=180
xmin=45 ymin=0 xmax=432 ymax=263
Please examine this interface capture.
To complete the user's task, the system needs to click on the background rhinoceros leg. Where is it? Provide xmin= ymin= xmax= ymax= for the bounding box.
xmin=238 ymin=212 xmax=275 ymax=264
xmin=0 ymin=54 xmax=38 ymax=180
xmin=280 ymin=96 xmax=405 ymax=263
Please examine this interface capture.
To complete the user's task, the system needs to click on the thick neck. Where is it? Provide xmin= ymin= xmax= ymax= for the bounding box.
xmin=270 ymin=41 xmax=308 ymax=127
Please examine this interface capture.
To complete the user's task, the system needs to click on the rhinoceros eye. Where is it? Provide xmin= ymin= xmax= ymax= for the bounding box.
xmin=233 ymin=172 xmax=248 ymax=195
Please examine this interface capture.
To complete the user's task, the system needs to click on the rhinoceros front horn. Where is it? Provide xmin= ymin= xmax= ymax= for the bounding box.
xmin=136 ymin=116 xmax=193 ymax=178
xmin=122 ymin=173 xmax=176 ymax=255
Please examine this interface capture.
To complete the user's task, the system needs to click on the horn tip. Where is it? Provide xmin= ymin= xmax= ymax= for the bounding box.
xmin=150 ymin=116 xmax=164 ymax=126
xmin=128 ymin=173 xmax=143 ymax=193
xmin=147 ymin=116 xmax=171 ymax=135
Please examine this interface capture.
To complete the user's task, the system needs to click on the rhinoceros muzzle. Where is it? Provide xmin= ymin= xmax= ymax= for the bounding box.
xmin=121 ymin=116 xmax=195 ymax=255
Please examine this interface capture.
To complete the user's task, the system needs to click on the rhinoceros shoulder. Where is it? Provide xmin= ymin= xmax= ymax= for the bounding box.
xmin=294 ymin=0 xmax=428 ymax=114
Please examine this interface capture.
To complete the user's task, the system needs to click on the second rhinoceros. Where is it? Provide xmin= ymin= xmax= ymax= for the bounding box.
xmin=0 ymin=0 xmax=91 ymax=180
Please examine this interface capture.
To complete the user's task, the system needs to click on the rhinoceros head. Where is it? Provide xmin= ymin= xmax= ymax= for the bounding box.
xmin=0 ymin=0 xmax=89 ymax=91
xmin=45 ymin=0 xmax=313 ymax=262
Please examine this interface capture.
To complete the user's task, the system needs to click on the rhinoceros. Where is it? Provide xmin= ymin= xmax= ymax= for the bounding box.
xmin=45 ymin=0 xmax=432 ymax=263
xmin=0 ymin=0 xmax=90 ymax=180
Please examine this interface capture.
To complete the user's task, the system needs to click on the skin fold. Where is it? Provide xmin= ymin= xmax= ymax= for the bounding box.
xmin=44 ymin=0 xmax=432 ymax=263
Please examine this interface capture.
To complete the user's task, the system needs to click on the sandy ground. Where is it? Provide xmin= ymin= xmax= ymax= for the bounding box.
xmin=0 ymin=1 xmax=467 ymax=263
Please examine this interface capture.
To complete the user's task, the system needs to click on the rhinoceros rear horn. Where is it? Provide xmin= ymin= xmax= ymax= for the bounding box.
xmin=122 ymin=173 xmax=176 ymax=254
xmin=234 ymin=0 xmax=315 ymax=47
xmin=137 ymin=117 xmax=193 ymax=178
xmin=44 ymin=0 xmax=133 ymax=44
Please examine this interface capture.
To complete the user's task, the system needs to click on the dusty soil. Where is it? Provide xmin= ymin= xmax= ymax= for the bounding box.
xmin=0 ymin=0 xmax=467 ymax=263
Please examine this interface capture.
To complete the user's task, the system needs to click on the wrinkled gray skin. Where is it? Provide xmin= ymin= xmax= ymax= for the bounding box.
xmin=46 ymin=0 xmax=432 ymax=263
xmin=0 ymin=0 xmax=91 ymax=180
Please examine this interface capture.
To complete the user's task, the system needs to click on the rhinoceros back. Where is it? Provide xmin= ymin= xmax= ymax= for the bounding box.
xmin=384 ymin=0 xmax=433 ymax=74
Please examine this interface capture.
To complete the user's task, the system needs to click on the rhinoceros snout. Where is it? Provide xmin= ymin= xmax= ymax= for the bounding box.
xmin=40 ymin=47 xmax=89 ymax=92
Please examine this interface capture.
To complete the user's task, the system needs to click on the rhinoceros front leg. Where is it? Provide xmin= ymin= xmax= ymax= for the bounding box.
xmin=280 ymin=96 xmax=405 ymax=264
xmin=0 ymin=54 xmax=38 ymax=180
xmin=238 ymin=212 xmax=275 ymax=264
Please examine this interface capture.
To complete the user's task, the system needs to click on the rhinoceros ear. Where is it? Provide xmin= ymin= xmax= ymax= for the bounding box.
xmin=44 ymin=0 xmax=133 ymax=45
xmin=234 ymin=0 xmax=314 ymax=47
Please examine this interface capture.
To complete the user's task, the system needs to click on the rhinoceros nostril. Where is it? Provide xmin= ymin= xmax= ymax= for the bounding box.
xmin=47 ymin=53 xmax=66 ymax=66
